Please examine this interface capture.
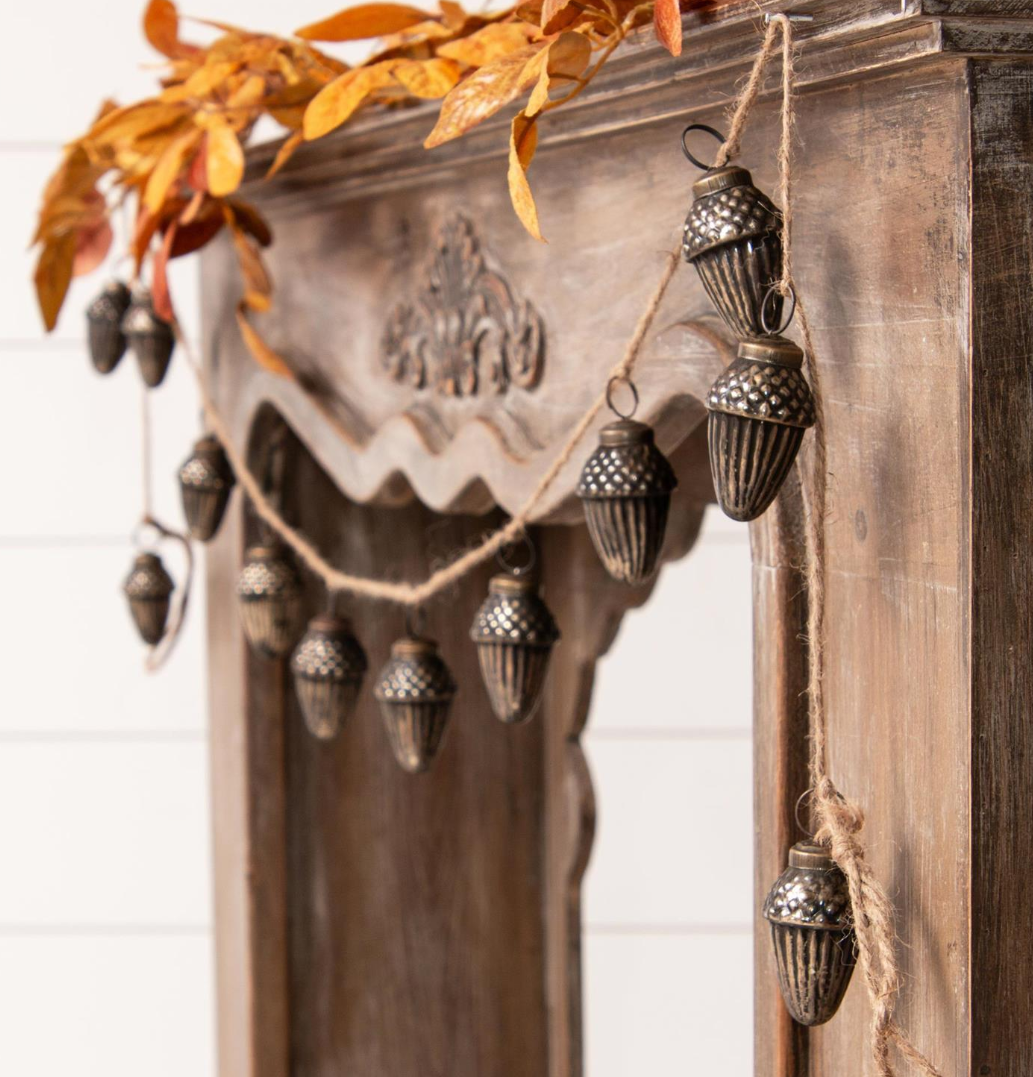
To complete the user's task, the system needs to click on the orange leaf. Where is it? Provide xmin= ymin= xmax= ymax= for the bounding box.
xmin=393 ymin=58 xmax=462 ymax=98
xmin=188 ymin=139 xmax=208 ymax=192
xmin=424 ymin=43 xmax=547 ymax=148
xmin=526 ymin=31 xmax=591 ymax=116
xmin=34 ymin=233 xmax=76 ymax=332
xmin=73 ymin=216 xmax=114 ymax=277
xmin=303 ymin=62 xmax=400 ymax=140
xmin=507 ymin=111 xmax=542 ymax=241
xmin=204 ymin=117 xmax=245 ymax=197
xmin=144 ymin=128 xmax=202 ymax=211
xmin=229 ymin=226 xmax=272 ymax=300
xmin=652 ymin=0 xmax=682 ymax=56
xmin=236 ymin=304 xmax=294 ymax=378
xmin=152 ymin=224 xmax=176 ymax=323
xmin=266 ymin=131 xmax=304 ymax=178
xmin=438 ymin=0 xmax=467 ymax=29
xmin=143 ymin=0 xmax=200 ymax=59
xmin=540 ymin=0 xmax=581 ymax=34
xmin=296 ymin=4 xmax=432 ymax=41
xmin=437 ymin=22 xmax=537 ymax=67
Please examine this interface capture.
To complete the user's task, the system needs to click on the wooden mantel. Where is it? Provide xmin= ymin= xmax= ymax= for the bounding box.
xmin=199 ymin=3 xmax=1033 ymax=1075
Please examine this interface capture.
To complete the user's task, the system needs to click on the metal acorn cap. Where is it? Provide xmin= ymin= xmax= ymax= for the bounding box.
xmin=291 ymin=613 xmax=368 ymax=741
xmin=470 ymin=574 xmax=559 ymax=724
xmin=374 ymin=636 xmax=457 ymax=774
xmin=707 ymin=336 xmax=816 ymax=522
xmin=86 ymin=280 xmax=132 ymax=374
xmin=763 ymin=841 xmax=857 ymax=1026
xmin=122 ymin=286 xmax=175 ymax=388
xmin=236 ymin=543 xmax=304 ymax=658
xmin=178 ymin=435 xmax=235 ymax=542
xmin=682 ymin=164 xmax=783 ymax=338
xmin=577 ymin=419 xmax=677 ymax=585
xmin=123 ymin=551 xmax=174 ymax=645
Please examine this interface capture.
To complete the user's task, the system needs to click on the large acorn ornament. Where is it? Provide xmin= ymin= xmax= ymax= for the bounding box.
xmin=123 ymin=286 xmax=175 ymax=388
xmin=681 ymin=124 xmax=783 ymax=338
xmin=290 ymin=613 xmax=368 ymax=741
xmin=470 ymin=573 xmax=559 ymax=724
xmin=707 ymin=336 xmax=815 ymax=522
xmin=178 ymin=435 xmax=236 ymax=542
xmin=374 ymin=635 xmax=457 ymax=774
xmin=123 ymin=551 xmax=174 ymax=645
xmin=86 ymin=280 xmax=132 ymax=374
xmin=236 ymin=543 xmax=304 ymax=658
xmin=577 ymin=382 xmax=677 ymax=585
xmin=763 ymin=841 xmax=856 ymax=1026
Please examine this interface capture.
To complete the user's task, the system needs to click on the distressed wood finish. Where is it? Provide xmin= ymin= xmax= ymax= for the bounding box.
xmin=200 ymin=2 xmax=1033 ymax=1075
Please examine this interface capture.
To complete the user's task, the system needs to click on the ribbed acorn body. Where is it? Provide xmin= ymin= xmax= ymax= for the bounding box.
xmin=291 ymin=614 xmax=368 ymax=741
xmin=123 ymin=288 xmax=175 ymax=388
xmin=577 ymin=420 xmax=677 ymax=585
xmin=236 ymin=544 xmax=304 ymax=658
xmin=123 ymin=552 xmax=174 ymax=645
xmin=683 ymin=165 xmax=783 ymax=338
xmin=470 ymin=575 xmax=560 ymax=724
xmin=374 ymin=638 xmax=457 ymax=774
xmin=763 ymin=841 xmax=856 ymax=1027
xmin=179 ymin=435 xmax=235 ymax=542
xmin=86 ymin=281 xmax=131 ymax=374
xmin=707 ymin=337 xmax=815 ymax=522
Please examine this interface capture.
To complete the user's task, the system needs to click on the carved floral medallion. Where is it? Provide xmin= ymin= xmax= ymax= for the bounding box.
xmin=381 ymin=215 xmax=544 ymax=397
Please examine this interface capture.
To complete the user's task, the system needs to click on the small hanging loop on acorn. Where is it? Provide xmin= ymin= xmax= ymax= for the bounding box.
xmin=605 ymin=375 xmax=640 ymax=421
xmin=123 ymin=549 xmax=175 ymax=646
xmin=178 ymin=434 xmax=236 ymax=542
xmin=86 ymin=280 xmax=132 ymax=375
xmin=123 ymin=284 xmax=175 ymax=388
xmin=760 ymin=281 xmax=797 ymax=337
xmin=236 ymin=541 xmax=305 ymax=658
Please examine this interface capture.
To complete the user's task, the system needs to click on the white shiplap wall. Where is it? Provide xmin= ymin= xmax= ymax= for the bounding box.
xmin=1 ymin=5 xmax=753 ymax=1073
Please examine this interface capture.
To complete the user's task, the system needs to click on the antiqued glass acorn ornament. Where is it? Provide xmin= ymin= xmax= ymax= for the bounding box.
xmin=178 ymin=435 xmax=235 ymax=542
xmin=291 ymin=613 xmax=368 ymax=741
xmin=470 ymin=572 xmax=560 ymax=724
xmin=681 ymin=124 xmax=783 ymax=338
xmin=86 ymin=280 xmax=132 ymax=374
xmin=123 ymin=551 xmax=174 ymax=645
xmin=577 ymin=382 xmax=677 ymax=585
xmin=123 ymin=286 xmax=175 ymax=388
xmin=374 ymin=635 xmax=457 ymax=774
xmin=236 ymin=542 xmax=304 ymax=658
xmin=763 ymin=841 xmax=857 ymax=1026
xmin=707 ymin=335 xmax=815 ymax=522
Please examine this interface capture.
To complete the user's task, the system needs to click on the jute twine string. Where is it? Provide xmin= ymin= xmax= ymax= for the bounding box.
xmin=762 ymin=15 xmax=942 ymax=1077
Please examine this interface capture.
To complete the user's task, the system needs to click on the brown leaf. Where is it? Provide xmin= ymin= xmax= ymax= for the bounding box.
xmin=152 ymin=224 xmax=177 ymax=323
xmin=539 ymin=0 xmax=581 ymax=34
xmin=34 ymin=233 xmax=76 ymax=332
xmin=143 ymin=0 xmax=200 ymax=60
xmin=393 ymin=58 xmax=462 ymax=98
xmin=507 ymin=111 xmax=542 ymax=241
xmin=143 ymin=127 xmax=202 ymax=211
xmin=296 ymin=4 xmax=432 ymax=41
xmin=526 ymin=30 xmax=590 ymax=115
xmin=437 ymin=22 xmax=537 ymax=67
xmin=424 ymin=43 xmax=547 ymax=148
xmin=266 ymin=131 xmax=305 ymax=178
xmin=236 ymin=304 xmax=294 ymax=378
xmin=204 ymin=116 xmax=245 ymax=197
xmin=303 ymin=62 xmax=400 ymax=140
xmin=187 ymin=139 xmax=208 ymax=192
xmin=652 ymin=0 xmax=682 ymax=56
xmin=225 ymin=200 xmax=273 ymax=247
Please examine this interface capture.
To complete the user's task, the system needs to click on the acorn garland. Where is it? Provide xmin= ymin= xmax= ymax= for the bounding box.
xmin=123 ymin=551 xmax=175 ymax=646
xmin=179 ymin=435 xmax=236 ymax=542
xmin=123 ymin=285 xmax=175 ymax=388
xmin=86 ymin=281 xmax=132 ymax=374
xmin=291 ymin=613 xmax=368 ymax=741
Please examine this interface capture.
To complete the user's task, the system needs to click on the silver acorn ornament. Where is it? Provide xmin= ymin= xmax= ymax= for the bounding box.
xmin=763 ymin=841 xmax=856 ymax=1026
xmin=707 ymin=336 xmax=815 ymax=522
xmin=86 ymin=280 xmax=131 ymax=374
xmin=470 ymin=573 xmax=559 ymax=724
xmin=290 ymin=613 xmax=368 ymax=741
xmin=123 ymin=286 xmax=175 ymax=388
xmin=681 ymin=125 xmax=783 ymax=338
xmin=123 ymin=551 xmax=174 ymax=645
xmin=374 ymin=636 xmax=457 ymax=774
xmin=178 ymin=435 xmax=235 ymax=542
xmin=236 ymin=543 xmax=304 ymax=658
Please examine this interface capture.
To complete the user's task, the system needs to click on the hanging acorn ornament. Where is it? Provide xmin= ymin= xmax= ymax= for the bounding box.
xmin=291 ymin=610 xmax=368 ymax=741
xmin=123 ymin=551 xmax=175 ymax=645
xmin=470 ymin=543 xmax=559 ymax=725
xmin=680 ymin=124 xmax=784 ymax=339
xmin=178 ymin=435 xmax=236 ymax=542
xmin=763 ymin=840 xmax=856 ymax=1026
xmin=122 ymin=285 xmax=175 ymax=388
xmin=374 ymin=617 xmax=457 ymax=774
xmin=577 ymin=378 xmax=677 ymax=585
xmin=86 ymin=280 xmax=132 ymax=374
xmin=707 ymin=329 xmax=815 ymax=522
xmin=236 ymin=542 xmax=304 ymax=658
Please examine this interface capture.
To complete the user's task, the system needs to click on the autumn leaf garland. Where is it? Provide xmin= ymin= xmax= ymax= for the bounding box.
xmin=33 ymin=0 xmax=729 ymax=367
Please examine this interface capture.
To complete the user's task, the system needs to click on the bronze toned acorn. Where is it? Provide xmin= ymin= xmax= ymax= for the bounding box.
xmin=178 ymin=435 xmax=235 ymax=542
xmin=290 ymin=614 xmax=368 ymax=741
xmin=707 ymin=337 xmax=816 ymax=522
xmin=123 ymin=286 xmax=175 ymax=388
xmin=682 ymin=164 xmax=783 ymax=338
xmin=123 ymin=551 xmax=174 ymax=645
xmin=374 ymin=637 xmax=457 ymax=773
xmin=577 ymin=419 xmax=677 ymax=585
xmin=86 ymin=280 xmax=132 ymax=374
xmin=470 ymin=574 xmax=559 ymax=724
xmin=763 ymin=841 xmax=856 ymax=1026
xmin=236 ymin=543 xmax=304 ymax=658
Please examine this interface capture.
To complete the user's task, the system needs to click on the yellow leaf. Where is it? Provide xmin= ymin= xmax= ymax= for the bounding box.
xmin=507 ymin=112 xmax=542 ymax=241
xmin=205 ymin=117 xmax=245 ymax=197
xmin=393 ymin=58 xmax=462 ymax=99
xmin=303 ymin=62 xmax=399 ymax=140
xmin=34 ymin=232 xmax=76 ymax=332
xmin=296 ymin=4 xmax=432 ymax=41
xmin=424 ymin=43 xmax=546 ymax=148
xmin=437 ymin=22 xmax=537 ymax=67
xmin=87 ymin=101 xmax=190 ymax=147
xmin=227 ymin=74 xmax=268 ymax=108
xmin=236 ymin=304 xmax=294 ymax=378
xmin=266 ymin=131 xmax=304 ymax=178
xmin=143 ymin=128 xmax=201 ymax=211
xmin=526 ymin=31 xmax=590 ymax=115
